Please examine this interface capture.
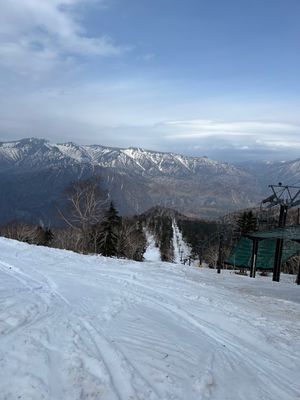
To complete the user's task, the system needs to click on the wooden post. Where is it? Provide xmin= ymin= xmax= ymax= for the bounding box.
xmin=199 ymin=249 xmax=202 ymax=266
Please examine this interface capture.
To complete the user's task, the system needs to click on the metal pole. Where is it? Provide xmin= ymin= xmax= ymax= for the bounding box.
xmin=273 ymin=204 xmax=288 ymax=282
xmin=262 ymin=184 xmax=300 ymax=282
xmin=296 ymin=261 xmax=300 ymax=285
xmin=250 ymin=239 xmax=259 ymax=278
xmin=217 ymin=234 xmax=224 ymax=274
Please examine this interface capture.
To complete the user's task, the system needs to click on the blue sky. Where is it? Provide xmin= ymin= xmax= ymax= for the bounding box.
xmin=0 ymin=0 xmax=299 ymax=161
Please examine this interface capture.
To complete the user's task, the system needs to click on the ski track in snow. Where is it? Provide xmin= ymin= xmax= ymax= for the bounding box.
xmin=0 ymin=238 xmax=299 ymax=400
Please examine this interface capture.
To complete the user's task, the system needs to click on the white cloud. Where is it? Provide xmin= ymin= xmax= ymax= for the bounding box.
xmin=0 ymin=0 xmax=127 ymax=74
xmin=0 ymin=68 xmax=300 ymax=160
xmin=164 ymin=120 xmax=300 ymax=138
xmin=160 ymin=119 xmax=300 ymax=157
xmin=255 ymin=139 xmax=300 ymax=150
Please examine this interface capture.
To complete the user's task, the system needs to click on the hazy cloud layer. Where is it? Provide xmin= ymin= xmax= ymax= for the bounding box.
xmin=0 ymin=0 xmax=299 ymax=162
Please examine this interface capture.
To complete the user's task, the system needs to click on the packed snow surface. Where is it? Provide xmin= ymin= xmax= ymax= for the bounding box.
xmin=172 ymin=220 xmax=192 ymax=264
xmin=143 ymin=233 xmax=161 ymax=262
xmin=0 ymin=237 xmax=299 ymax=400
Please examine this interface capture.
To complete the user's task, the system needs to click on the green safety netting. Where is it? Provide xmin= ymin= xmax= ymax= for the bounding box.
xmin=248 ymin=225 xmax=300 ymax=241
xmin=226 ymin=236 xmax=300 ymax=270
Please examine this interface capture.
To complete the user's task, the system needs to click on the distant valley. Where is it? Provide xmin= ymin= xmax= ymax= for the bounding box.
xmin=0 ymin=138 xmax=299 ymax=225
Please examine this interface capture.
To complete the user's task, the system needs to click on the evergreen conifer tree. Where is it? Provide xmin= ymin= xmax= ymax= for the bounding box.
xmin=236 ymin=211 xmax=257 ymax=235
xmin=97 ymin=202 xmax=121 ymax=257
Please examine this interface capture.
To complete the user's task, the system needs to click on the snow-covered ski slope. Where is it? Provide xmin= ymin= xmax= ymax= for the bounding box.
xmin=0 ymin=237 xmax=299 ymax=400
xmin=143 ymin=232 xmax=161 ymax=262
xmin=172 ymin=220 xmax=192 ymax=264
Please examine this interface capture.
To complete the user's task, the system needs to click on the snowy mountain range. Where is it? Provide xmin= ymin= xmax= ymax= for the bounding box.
xmin=0 ymin=137 xmax=251 ymax=176
xmin=0 ymin=138 xmax=299 ymax=224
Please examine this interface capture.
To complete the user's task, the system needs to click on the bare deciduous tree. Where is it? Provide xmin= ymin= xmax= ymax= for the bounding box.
xmin=0 ymin=222 xmax=52 ymax=246
xmin=117 ymin=218 xmax=146 ymax=261
xmin=58 ymin=177 xmax=108 ymax=252
xmin=50 ymin=227 xmax=82 ymax=252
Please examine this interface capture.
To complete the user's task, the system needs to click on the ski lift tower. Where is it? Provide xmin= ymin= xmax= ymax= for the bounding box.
xmin=262 ymin=183 xmax=300 ymax=281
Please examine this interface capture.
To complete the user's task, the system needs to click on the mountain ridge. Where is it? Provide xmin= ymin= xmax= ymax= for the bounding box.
xmin=0 ymin=137 xmax=299 ymax=225
xmin=0 ymin=137 xmax=238 ymax=176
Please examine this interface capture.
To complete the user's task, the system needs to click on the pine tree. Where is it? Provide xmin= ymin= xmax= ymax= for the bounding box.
xmin=236 ymin=211 xmax=257 ymax=235
xmin=35 ymin=226 xmax=53 ymax=246
xmin=96 ymin=202 xmax=121 ymax=257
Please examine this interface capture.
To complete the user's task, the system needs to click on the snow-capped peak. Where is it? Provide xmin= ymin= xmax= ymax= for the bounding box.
xmin=0 ymin=138 xmax=237 ymax=178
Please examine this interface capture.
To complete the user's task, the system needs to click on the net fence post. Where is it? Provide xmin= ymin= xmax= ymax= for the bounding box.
xmin=250 ymin=238 xmax=259 ymax=278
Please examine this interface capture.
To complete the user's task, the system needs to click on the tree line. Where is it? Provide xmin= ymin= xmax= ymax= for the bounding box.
xmin=2 ymin=178 xmax=299 ymax=274
xmin=0 ymin=178 xmax=146 ymax=261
